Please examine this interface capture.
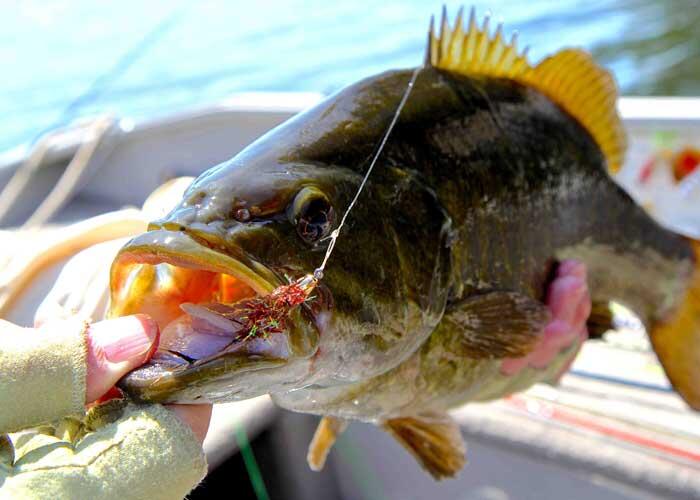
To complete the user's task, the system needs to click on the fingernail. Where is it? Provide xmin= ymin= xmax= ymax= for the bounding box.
xmin=90 ymin=314 xmax=159 ymax=364
xmin=548 ymin=276 xmax=585 ymax=318
xmin=557 ymin=260 xmax=587 ymax=280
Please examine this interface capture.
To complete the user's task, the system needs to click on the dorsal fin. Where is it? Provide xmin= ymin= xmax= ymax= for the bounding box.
xmin=427 ymin=7 xmax=627 ymax=173
xmin=427 ymin=7 xmax=531 ymax=80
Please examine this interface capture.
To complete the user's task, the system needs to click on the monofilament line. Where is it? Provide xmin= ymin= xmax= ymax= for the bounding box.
xmin=312 ymin=66 xmax=422 ymax=281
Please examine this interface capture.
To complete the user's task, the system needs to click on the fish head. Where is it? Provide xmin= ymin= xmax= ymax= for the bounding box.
xmin=109 ymin=157 xmax=347 ymax=402
xmin=111 ymin=85 xmax=451 ymax=404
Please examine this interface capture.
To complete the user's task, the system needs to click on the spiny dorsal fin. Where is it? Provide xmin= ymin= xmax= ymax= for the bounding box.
xmin=427 ymin=6 xmax=531 ymax=80
xmin=427 ymin=7 xmax=626 ymax=173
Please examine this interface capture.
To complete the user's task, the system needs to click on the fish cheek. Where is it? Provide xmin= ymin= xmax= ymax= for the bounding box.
xmin=358 ymin=296 xmax=382 ymax=325
xmin=316 ymin=256 xmax=431 ymax=379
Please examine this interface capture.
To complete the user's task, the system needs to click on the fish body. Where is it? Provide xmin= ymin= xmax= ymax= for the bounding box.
xmin=110 ymin=9 xmax=700 ymax=478
xmin=269 ymin=65 xmax=692 ymax=418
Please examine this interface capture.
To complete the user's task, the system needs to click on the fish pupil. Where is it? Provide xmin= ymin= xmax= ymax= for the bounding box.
xmin=297 ymin=198 xmax=333 ymax=243
xmin=235 ymin=208 xmax=251 ymax=222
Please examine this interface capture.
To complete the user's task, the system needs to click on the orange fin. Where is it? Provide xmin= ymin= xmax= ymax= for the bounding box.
xmin=383 ymin=411 xmax=466 ymax=479
xmin=651 ymin=239 xmax=700 ymax=410
xmin=427 ymin=7 xmax=626 ymax=173
xmin=307 ymin=416 xmax=348 ymax=471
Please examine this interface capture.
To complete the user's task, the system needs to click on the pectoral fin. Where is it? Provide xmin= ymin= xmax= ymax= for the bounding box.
xmin=445 ymin=291 xmax=549 ymax=358
xmin=307 ymin=416 xmax=348 ymax=472
xmin=383 ymin=412 xmax=466 ymax=479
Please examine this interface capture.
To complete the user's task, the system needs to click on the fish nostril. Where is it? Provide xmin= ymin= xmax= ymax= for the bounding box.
xmin=186 ymin=191 xmax=207 ymax=206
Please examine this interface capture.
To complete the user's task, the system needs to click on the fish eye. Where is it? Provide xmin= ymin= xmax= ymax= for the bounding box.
xmin=289 ymin=187 xmax=334 ymax=244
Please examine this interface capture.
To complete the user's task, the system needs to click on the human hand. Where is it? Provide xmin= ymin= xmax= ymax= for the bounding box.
xmin=44 ymin=314 xmax=212 ymax=443
xmin=0 ymin=314 xmax=210 ymax=499
xmin=501 ymin=260 xmax=591 ymax=376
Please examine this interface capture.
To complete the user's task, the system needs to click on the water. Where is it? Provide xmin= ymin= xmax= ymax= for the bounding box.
xmin=2 ymin=0 xmax=699 ymax=154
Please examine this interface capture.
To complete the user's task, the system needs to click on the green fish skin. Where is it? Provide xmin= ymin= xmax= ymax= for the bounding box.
xmin=270 ymin=66 xmax=694 ymax=415
xmin=110 ymin=12 xmax=700 ymax=479
xmin=114 ymin=63 xmax=692 ymax=409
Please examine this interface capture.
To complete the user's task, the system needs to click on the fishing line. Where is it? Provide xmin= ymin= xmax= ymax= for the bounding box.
xmin=246 ymin=67 xmax=422 ymax=312
xmin=310 ymin=65 xmax=422 ymax=283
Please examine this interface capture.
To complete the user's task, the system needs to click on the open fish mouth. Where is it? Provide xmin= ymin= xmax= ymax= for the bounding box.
xmin=110 ymin=230 xmax=319 ymax=403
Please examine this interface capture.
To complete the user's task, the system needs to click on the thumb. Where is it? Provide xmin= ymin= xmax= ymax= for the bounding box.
xmin=86 ymin=314 xmax=159 ymax=403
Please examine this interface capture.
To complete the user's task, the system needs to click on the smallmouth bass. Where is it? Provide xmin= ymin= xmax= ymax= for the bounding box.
xmin=109 ymin=8 xmax=700 ymax=478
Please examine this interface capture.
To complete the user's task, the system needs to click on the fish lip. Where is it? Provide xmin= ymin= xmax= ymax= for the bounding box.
xmin=112 ymin=229 xmax=324 ymax=403
xmin=111 ymin=229 xmax=282 ymax=296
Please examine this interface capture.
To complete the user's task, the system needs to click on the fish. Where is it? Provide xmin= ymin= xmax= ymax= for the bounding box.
xmin=109 ymin=7 xmax=700 ymax=479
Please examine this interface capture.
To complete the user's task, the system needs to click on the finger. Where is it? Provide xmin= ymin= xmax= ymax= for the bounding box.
xmin=86 ymin=314 xmax=159 ymax=403
xmin=168 ymin=404 xmax=213 ymax=444
xmin=556 ymin=259 xmax=587 ymax=280
xmin=546 ymin=275 xmax=587 ymax=324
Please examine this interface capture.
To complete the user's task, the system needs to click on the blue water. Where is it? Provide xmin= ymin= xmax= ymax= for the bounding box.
xmin=1 ymin=1 xmax=632 ymax=154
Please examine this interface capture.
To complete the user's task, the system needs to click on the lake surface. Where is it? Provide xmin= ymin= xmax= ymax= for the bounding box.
xmin=2 ymin=0 xmax=698 ymax=154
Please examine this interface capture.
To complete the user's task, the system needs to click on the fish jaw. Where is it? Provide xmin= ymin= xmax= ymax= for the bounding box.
xmin=110 ymin=230 xmax=321 ymax=403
